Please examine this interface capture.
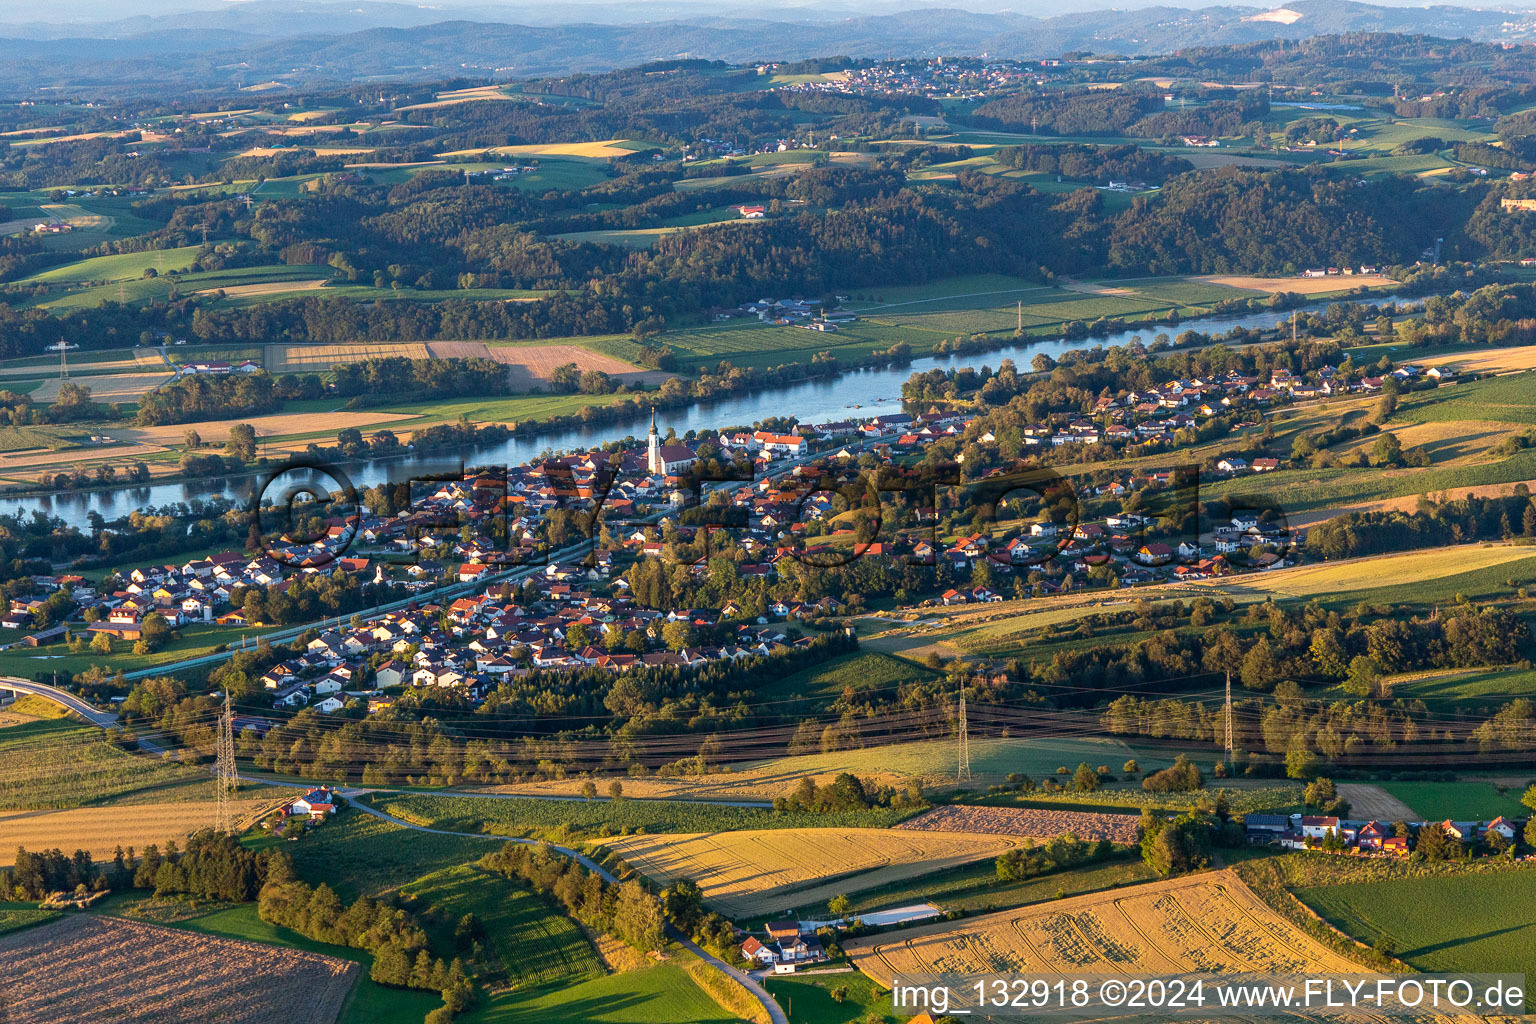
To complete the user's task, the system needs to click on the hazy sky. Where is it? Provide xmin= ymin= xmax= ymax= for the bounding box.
xmin=3 ymin=0 xmax=1533 ymax=30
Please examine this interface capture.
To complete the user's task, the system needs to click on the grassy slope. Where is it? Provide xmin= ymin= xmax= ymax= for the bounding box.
xmin=1296 ymin=871 xmax=1536 ymax=974
xmin=173 ymin=903 xmax=440 ymax=1024
xmin=368 ymin=793 xmax=915 ymax=841
xmin=401 ymin=863 xmax=601 ymax=989
xmin=283 ymin=810 xmax=491 ymax=901
xmin=0 ymin=718 xmax=215 ymax=809
xmin=468 ymin=963 xmax=743 ymax=1024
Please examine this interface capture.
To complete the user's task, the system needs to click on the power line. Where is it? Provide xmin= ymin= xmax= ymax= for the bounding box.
xmin=215 ymin=692 xmax=237 ymax=834
xmin=956 ymin=688 xmax=971 ymax=784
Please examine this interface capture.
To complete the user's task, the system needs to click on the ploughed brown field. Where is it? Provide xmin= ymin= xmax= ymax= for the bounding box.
xmin=0 ymin=914 xmax=356 ymax=1024
xmin=895 ymin=804 xmax=1142 ymax=844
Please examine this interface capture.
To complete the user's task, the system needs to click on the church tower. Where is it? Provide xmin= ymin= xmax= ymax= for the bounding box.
xmin=647 ymin=407 xmax=662 ymax=475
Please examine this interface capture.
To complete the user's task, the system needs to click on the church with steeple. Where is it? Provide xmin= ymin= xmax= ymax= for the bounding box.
xmin=646 ymin=408 xmax=698 ymax=476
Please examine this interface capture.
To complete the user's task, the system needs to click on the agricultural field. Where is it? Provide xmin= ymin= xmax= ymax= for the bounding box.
xmin=176 ymin=903 xmax=440 ymax=1024
xmin=265 ymin=341 xmax=431 ymax=372
xmin=1297 ymin=870 xmax=1536 ymax=974
xmin=0 ymin=718 xmax=214 ymax=809
xmin=773 ymin=650 xmax=935 ymax=706
xmin=0 ymin=914 xmax=356 ymax=1024
xmin=470 ymin=341 xmax=666 ymax=390
xmin=1387 ymin=665 xmax=1536 ymax=702
xmin=367 ymin=792 xmax=916 ymax=842
xmin=602 ymin=827 xmax=1024 ymax=917
xmin=401 ymin=863 xmax=602 ymax=989
xmin=31 ymin=370 xmax=173 ymax=402
xmin=0 ymin=424 xmax=77 ymax=451
xmin=848 ymin=870 xmax=1363 ymax=988
xmin=1397 ymin=371 xmax=1536 ymax=427
xmin=1195 ymin=545 xmax=1536 ymax=602
xmin=0 ymin=798 xmax=277 ymax=866
xmin=749 ymin=734 xmax=1147 ymax=788
xmin=0 ymin=904 xmax=58 ymax=936
xmin=896 ymin=804 xmax=1142 ymax=844
xmin=849 ymin=856 xmax=1156 ymax=916
xmin=470 ymin=962 xmax=743 ymax=1024
xmin=281 ymin=812 xmax=490 ymax=901
xmin=440 ymin=139 xmax=650 ymax=159
xmin=764 ymin=971 xmax=898 ymax=1024
xmin=1373 ymin=781 xmax=1531 ymax=821
xmin=18 ymin=245 xmax=203 ymax=285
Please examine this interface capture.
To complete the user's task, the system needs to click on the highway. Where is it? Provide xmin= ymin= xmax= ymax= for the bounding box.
xmin=0 ymin=677 xmax=119 ymax=727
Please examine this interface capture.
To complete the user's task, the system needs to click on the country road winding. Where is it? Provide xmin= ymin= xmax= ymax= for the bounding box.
xmin=350 ymin=796 xmax=790 ymax=1024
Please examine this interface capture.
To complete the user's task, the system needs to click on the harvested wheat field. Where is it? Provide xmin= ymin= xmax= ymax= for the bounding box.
xmin=602 ymin=827 xmax=1023 ymax=917
xmin=0 ymin=800 xmax=272 ymax=866
xmin=123 ymin=409 xmax=418 ymax=447
xmin=264 ymin=341 xmax=430 ymax=372
xmin=1435 ymin=346 xmax=1536 ymax=373
xmin=1288 ymin=478 xmax=1536 ymax=528
xmin=1195 ymin=273 xmax=1397 ymax=295
xmin=896 ymin=804 xmax=1141 ymax=844
xmin=200 ymin=279 xmax=330 ymax=299
xmin=32 ymin=371 xmax=173 ymax=402
xmin=0 ymin=914 xmax=355 ymax=1024
xmin=471 ymin=342 xmax=668 ymax=390
xmin=848 ymin=869 xmax=1361 ymax=987
xmin=440 ymin=139 xmax=640 ymax=158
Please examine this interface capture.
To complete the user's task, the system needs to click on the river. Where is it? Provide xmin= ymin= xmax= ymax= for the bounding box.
xmin=19 ymin=293 xmax=1418 ymax=529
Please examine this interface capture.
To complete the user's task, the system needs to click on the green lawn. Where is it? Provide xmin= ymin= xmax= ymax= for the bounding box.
xmin=401 ymin=863 xmax=601 ymax=989
xmin=1296 ymin=871 xmax=1536 ymax=973
xmin=20 ymin=245 xmax=204 ymax=284
xmin=0 ymin=622 xmax=277 ymax=680
xmin=1374 ymin=781 xmax=1531 ymax=822
xmin=172 ymin=903 xmax=441 ymax=1024
xmin=467 ymin=963 xmax=740 ymax=1024
xmin=766 ymin=971 xmax=897 ymax=1024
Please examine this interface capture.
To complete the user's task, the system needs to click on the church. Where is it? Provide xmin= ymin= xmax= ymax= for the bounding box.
xmin=647 ymin=409 xmax=698 ymax=476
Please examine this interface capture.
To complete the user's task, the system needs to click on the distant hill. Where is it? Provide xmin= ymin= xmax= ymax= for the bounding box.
xmin=0 ymin=0 xmax=1530 ymax=93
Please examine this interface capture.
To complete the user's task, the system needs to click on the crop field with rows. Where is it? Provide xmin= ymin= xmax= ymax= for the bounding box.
xmin=602 ymin=826 xmax=1023 ymax=917
xmin=847 ymin=870 xmax=1362 ymax=986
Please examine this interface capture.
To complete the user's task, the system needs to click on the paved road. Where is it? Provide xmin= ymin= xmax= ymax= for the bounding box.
xmin=351 ymin=796 xmax=789 ymax=1024
xmin=0 ymin=677 xmax=118 ymax=727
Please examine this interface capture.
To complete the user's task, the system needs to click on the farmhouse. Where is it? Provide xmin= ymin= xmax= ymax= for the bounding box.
xmin=288 ymin=787 xmax=337 ymax=818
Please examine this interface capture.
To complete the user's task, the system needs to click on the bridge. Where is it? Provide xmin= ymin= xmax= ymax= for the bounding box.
xmin=0 ymin=677 xmax=119 ymax=727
